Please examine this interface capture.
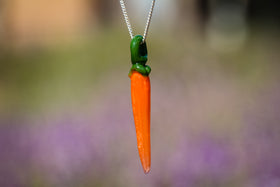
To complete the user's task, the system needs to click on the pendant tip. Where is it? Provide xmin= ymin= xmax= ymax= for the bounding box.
xmin=144 ymin=169 xmax=150 ymax=174
xmin=143 ymin=166 xmax=150 ymax=174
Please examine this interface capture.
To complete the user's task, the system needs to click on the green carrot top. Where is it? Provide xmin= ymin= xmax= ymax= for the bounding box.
xmin=129 ymin=35 xmax=151 ymax=77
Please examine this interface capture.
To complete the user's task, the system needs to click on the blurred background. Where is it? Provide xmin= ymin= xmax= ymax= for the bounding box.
xmin=0 ymin=0 xmax=280 ymax=186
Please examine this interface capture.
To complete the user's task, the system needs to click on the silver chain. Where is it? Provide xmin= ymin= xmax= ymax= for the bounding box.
xmin=119 ymin=0 xmax=156 ymax=42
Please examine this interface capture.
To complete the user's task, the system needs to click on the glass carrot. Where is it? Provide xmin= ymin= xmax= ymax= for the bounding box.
xmin=129 ymin=35 xmax=151 ymax=174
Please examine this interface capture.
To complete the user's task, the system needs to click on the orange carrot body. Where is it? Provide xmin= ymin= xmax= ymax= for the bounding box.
xmin=130 ymin=71 xmax=151 ymax=174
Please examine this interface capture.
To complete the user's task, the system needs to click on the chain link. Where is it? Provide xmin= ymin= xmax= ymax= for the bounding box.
xmin=119 ymin=0 xmax=156 ymax=42
xmin=119 ymin=0 xmax=134 ymax=39
xmin=143 ymin=0 xmax=156 ymax=42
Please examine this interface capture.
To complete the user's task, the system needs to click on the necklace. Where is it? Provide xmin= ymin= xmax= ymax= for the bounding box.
xmin=120 ymin=0 xmax=156 ymax=41
xmin=119 ymin=0 xmax=156 ymax=174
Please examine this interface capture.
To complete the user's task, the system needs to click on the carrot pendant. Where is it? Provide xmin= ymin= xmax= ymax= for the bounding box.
xmin=129 ymin=35 xmax=151 ymax=174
